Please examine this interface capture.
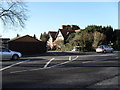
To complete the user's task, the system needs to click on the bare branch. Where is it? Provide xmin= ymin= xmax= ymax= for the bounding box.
xmin=0 ymin=0 xmax=28 ymax=30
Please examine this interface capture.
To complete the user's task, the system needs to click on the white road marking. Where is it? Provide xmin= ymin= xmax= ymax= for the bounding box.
xmin=69 ymin=56 xmax=71 ymax=61
xmin=10 ymin=58 xmax=55 ymax=73
xmin=115 ymin=57 xmax=119 ymax=59
xmin=82 ymin=61 xmax=96 ymax=64
xmin=43 ymin=58 xmax=55 ymax=68
xmin=10 ymin=56 xmax=78 ymax=73
xmin=0 ymin=60 xmax=30 ymax=71
xmin=10 ymin=61 xmax=70 ymax=73
xmin=11 ymin=67 xmax=45 ymax=73
xmin=91 ymin=53 xmax=113 ymax=57
xmin=46 ymin=56 xmax=79 ymax=69
xmin=47 ymin=61 xmax=70 ymax=69
xmin=73 ymin=56 xmax=79 ymax=60
xmin=10 ymin=54 xmax=116 ymax=73
xmin=10 ymin=70 xmax=28 ymax=73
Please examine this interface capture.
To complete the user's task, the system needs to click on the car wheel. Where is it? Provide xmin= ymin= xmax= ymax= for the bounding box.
xmin=103 ymin=50 xmax=106 ymax=53
xmin=12 ymin=54 xmax=19 ymax=60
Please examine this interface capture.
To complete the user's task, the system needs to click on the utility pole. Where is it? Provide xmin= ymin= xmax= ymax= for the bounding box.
xmin=118 ymin=1 xmax=120 ymax=29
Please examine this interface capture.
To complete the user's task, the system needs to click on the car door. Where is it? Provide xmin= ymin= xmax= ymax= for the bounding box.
xmin=104 ymin=45 xmax=110 ymax=52
xmin=2 ymin=48 xmax=12 ymax=59
xmin=106 ymin=46 xmax=111 ymax=52
xmin=108 ymin=46 xmax=113 ymax=52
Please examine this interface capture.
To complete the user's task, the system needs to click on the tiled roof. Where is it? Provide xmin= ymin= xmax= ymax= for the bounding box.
xmin=48 ymin=31 xmax=57 ymax=41
xmin=8 ymin=35 xmax=41 ymax=42
xmin=57 ymin=29 xmax=75 ymax=40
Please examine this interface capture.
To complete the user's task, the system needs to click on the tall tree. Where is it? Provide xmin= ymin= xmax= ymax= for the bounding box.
xmin=73 ymin=32 xmax=93 ymax=51
xmin=0 ymin=0 xmax=28 ymax=29
xmin=33 ymin=34 xmax=36 ymax=39
xmin=104 ymin=26 xmax=113 ymax=44
xmin=66 ymin=33 xmax=75 ymax=43
xmin=17 ymin=34 xmax=20 ymax=37
xmin=92 ymin=31 xmax=106 ymax=48
xmin=40 ymin=32 xmax=49 ymax=42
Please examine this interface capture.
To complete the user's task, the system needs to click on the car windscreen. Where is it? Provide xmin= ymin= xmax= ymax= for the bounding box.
xmin=98 ymin=46 xmax=102 ymax=48
xmin=2 ymin=48 xmax=10 ymax=52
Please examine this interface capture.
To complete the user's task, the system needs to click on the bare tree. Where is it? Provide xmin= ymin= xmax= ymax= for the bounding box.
xmin=0 ymin=0 xmax=28 ymax=29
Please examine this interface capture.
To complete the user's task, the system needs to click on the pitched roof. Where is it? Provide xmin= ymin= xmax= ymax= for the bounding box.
xmin=9 ymin=35 xmax=41 ymax=42
xmin=48 ymin=31 xmax=57 ymax=41
xmin=56 ymin=29 xmax=75 ymax=40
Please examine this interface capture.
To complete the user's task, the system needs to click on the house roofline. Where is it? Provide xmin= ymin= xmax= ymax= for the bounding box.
xmin=8 ymin=35 xmax=41 ymax=42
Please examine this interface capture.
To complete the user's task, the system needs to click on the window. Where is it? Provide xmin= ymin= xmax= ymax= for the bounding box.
xmin=2 ymin=48 xmax=10 ymax=52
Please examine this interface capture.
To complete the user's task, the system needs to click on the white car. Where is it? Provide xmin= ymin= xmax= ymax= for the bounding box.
xmin=72 ymin=46 xmax=80 ymax=51
xmin=0 ymin=46 xmax=22 ymax=60
xmin=96 ymin=45 xmax=113 ymax=53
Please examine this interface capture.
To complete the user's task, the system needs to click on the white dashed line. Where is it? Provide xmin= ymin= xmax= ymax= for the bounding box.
xmin=0 ymin=60 xmax=30 ymax=71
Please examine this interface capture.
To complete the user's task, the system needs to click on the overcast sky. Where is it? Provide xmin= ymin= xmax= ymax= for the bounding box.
xmin=0 ymin=1 xmax=118 ymax=39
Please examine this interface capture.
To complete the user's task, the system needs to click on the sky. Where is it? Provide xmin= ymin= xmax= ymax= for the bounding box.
xmin=0 ymin=1 xmax=118 ymax=39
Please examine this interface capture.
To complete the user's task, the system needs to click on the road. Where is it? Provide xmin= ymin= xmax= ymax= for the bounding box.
xmin=1 ymin=51 xmax=120 ymax=89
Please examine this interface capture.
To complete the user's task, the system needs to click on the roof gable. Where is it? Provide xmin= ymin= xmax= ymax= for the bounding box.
xmin=9 ymin=35 xmax=40 ymax=42
xmin=57 ymin=29 xmax=75 ymax=39
xmin=48 ymin=31 xmax=57 ymax=41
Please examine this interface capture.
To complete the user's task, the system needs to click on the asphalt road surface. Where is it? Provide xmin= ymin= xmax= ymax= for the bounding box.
xmin=1 ymin=51 xmax=120 ymax=89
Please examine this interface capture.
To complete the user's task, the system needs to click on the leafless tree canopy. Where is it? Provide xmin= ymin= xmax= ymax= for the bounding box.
xmin=0 ymin=0 xmax=28 ymax=29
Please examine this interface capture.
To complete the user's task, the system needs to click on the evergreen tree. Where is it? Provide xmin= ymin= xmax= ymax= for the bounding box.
xmin=17 ymin=34 xmax=20 ymax=37
xmin=33 ymin=34 xmax=36 ymax=39
xmin=40 ymin=32 xmax=49 ymax=42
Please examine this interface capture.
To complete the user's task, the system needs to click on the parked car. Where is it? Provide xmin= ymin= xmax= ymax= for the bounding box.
xmin=72 ymin=46 xmax=80 ymax=51
xmin=96 ymin=45 xmax=113 ymax=53
xmin=0 ymin=46 xmax=22 ymax=60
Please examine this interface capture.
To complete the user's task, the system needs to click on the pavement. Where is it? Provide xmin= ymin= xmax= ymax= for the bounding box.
xmin=1 ymin=51 xmax=120 ymax=89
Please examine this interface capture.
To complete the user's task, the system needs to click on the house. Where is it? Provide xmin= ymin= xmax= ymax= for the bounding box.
xmin=0 ymin=38 xmax=10 ymax=48
xmin=8 ymin=35 xmax=47 ymax=55
xmin=47 ymin=25 xmax=81 ymax=50
xmin=55 ymin=29 xmax=75 ymax=43
xmin=47 ymin=31 xmax=57 ymax=49
xmin=54 ymin=29 xmax=77 ymax=49
xmin=56 ymin=25 xmax=80 ymax=41
xmin=54 ymin=25 xmax=80 ymax=49
xmin=60 ymin=25 xmax=80 ymax=32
